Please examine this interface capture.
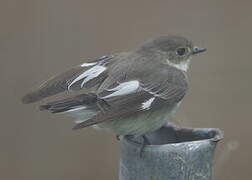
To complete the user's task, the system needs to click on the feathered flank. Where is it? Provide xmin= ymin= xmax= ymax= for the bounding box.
xmin=72 ymin=64 xmax=188 ymax=130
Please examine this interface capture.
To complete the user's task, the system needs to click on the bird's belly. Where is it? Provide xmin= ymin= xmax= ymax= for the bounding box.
xmin=93 ymin=103 xmax=181 ymax=136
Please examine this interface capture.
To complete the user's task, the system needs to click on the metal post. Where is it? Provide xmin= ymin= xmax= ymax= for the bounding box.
xmin=119 ymin=123 xmax=223 ymax=180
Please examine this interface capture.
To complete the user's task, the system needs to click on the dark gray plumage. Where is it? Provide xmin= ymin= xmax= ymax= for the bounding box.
xmin=22 ymin=36 xmax=206 ymax=136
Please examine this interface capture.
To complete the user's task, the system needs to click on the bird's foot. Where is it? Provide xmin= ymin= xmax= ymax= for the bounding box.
xmin=139 ymin=135 xmax=150 ymax=158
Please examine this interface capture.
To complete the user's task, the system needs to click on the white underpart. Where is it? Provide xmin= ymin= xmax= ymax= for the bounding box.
xmin=68 ymin=65 xmax=106 ymax=89
xmin=166 ymin=59 xmax=191 ymax=72
xmin=80 ymin=62 xmax=97 ymax=67
xmin=141 ymin=97 xmax=155 ymax=110
xmin=102 ymin=80 xmax=140 ymax=99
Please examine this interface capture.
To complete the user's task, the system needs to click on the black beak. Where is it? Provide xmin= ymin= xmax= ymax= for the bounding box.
xmin=192 ymin=46 xmax=206 ymax=55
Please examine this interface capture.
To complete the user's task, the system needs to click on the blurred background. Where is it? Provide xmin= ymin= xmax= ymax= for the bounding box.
xmin=1 ymin=0 xmax=251 ymax=179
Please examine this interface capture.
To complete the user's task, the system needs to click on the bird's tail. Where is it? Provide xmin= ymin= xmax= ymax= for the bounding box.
xmin=40 ymin=93 xmax=98 ymax=123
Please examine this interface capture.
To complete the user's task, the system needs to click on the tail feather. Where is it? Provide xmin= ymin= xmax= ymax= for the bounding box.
xmin=22 ymin=91 xmax=44 ymax=104
xmin=40 ymin=93 xmax=98 ymax=114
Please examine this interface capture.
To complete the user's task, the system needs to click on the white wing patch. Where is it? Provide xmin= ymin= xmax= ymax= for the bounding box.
xmin=80 ymin=66 xmax=106 ymax=87
xmin=80 ymin=62 xmax=97 ymax=67
xmin=68 ymin=65 xmax=106 ymax=89
xmin=102 ymin=80 xmax=140 ymax=99
xmin=65 ymin=106 xmax=86 ymax=113
xmin=141 ymin=97 xmax=155 ymax=110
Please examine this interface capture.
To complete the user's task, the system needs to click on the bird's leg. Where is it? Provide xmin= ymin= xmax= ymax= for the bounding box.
xmin=140 ymin=135 xmax=150 ymax=158
xmin=122 ymin=135 xmax=150 ymax=157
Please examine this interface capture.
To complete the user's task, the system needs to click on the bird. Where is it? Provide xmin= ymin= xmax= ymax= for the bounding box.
xmin=22 ymin=35 xmax=206 ymax=139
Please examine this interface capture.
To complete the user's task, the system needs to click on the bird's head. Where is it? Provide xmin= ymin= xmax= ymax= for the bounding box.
xmin=137 ymin=36 xmax=206 ymax=71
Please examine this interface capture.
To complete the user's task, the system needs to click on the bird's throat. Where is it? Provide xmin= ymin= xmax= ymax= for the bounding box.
xmin=166 ymin=59 xmax=191 ymax=72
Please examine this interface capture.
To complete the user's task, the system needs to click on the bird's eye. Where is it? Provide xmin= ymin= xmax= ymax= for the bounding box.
xmin=176 ymin=48 xmax=187 ymax=56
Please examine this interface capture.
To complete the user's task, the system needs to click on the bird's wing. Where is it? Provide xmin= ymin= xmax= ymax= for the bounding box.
xmin=73 ymin=65 xmax=188 ymax=129
xmin=22 ymin=54 xmax=127 ymax=104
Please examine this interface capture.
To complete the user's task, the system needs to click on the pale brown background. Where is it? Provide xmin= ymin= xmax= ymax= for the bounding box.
xmin=1 ymin=0 xmax=251 ymax=179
